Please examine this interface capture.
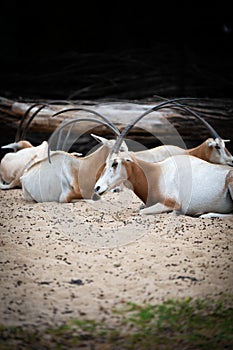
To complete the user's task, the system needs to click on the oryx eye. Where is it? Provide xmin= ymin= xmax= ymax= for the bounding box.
xmin=215 ymin=145 xmax=221 ymax=150
xmin=112 ymin=161 xmax=118 ymax=168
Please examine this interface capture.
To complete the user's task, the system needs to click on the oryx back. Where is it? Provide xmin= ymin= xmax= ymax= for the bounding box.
xmin=134 ymin=145 xmax=186 ymax=163
xmin=21 ymin=152 xmax=77 ymax=202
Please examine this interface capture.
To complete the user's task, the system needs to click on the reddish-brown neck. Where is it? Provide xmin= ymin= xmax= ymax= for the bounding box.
xmin=188 ymin=141 xmax=211 ymax=162
xmin=124 ymin=160 xmax=148 ymax=204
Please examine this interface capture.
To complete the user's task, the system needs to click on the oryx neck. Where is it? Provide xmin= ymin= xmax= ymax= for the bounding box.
xmin=188 ymin=141 xmax=211 ymax=162
xmin=125 ymin=156 xmax=162 ymax=205
xmin=82 ymin=144 xmax=108 ymax=159
xmin=124 ymin=157 xmax=149 ymax=204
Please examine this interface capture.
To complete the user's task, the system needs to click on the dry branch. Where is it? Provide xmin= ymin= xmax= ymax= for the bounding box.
xmin=0 ymin=97 xmax=233 ymax=152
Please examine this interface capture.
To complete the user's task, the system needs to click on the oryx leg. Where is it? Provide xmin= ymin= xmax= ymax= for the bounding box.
xmin=140 ymin=197 xmax=180 ymax=215
xmin=59 ymin=189 xmax=72 ymax=203
xmin=200 ymin=213 xmax=233 ymax=219
xmin=0 ymin=176 xmax=21 ymax=190
xmin=59 ymin=183 xmax=83 ymax=203
xmin=0 ymin=180 xmax=12 ymax=190
xmin=140 ymin=203 xmax=172 ymax=215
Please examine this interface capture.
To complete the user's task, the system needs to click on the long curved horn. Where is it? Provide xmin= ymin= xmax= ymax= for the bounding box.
xmin=15 ymin=100 xmax=71 ymax=142
xmin=112 ymin=97 xmax=221 ymax=154
xmin=51 ymin=107 xmax=120 ymax=136
xmin=155 ymin=96 xmax=220 ymax=139
xmin=20 ymin=104 xmax=49 ymax=140
xmin=111 ymin=97 xmax=198 ymax=154
xmin=48 ymin=117 xmax=119 ymax=163
xmin=15 ymin=103 xmax=48 ymax=142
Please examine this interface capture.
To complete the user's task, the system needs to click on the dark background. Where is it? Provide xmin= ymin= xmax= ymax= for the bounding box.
xmin=0 ymin=1 xmax=233 ymax=100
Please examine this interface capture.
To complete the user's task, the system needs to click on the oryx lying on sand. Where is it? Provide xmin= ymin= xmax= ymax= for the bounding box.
xmin=0 ymin=140 xmax=49 ymax=189
xmin=90 ymin=99 xmax=233 ymax=166
xmin=0 ymin=140 xmax=82 ymax=190
xmin=0 ymin=103 xmax=115 ymax=190
xmin=94 ymin=152 xmax=233 ymax=218
xmin=95 ymin=136 xmax=233 ymax=165
xmin=21 ymin=118 xmax=127 ymax=202
xmin=0 ymin=103 xmax=52 ymax=190
xmin=132 ymin=99 xmax=233 ymax=166
xmin=94 ymin=100 xmax=233 ymax=218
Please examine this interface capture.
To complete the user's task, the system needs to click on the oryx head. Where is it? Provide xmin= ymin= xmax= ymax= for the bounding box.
xmin=161 ymin=98 xmax=233 ymax=166
xmin=95 ymin=153 xmax=131 ymax=195
xmin=207 ymin=138 xmax=233 ymax=166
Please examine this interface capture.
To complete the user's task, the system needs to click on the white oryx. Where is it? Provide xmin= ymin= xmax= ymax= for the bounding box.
xmin=131 ymin=99 xmax=233 ymax=166
xmin=21 ymin=117 xmax=127 ymax=203
xmin=94 ymin=100 xmax=233 ymax=218
xmin=94 ymin=152 xmax=233 ymax=217
xmin=95 ymin=136 xmax=233 ymax=166
xmin=0 ymin=140 xmax=82 ymax=190
xmin=91 ymin=99 xmax=233 ymax=166
xmin=0 ymin=103 xmax=51 ymax=190
xmin=0 ymin=140 xmax=49 ymax=189
xmin=0 ymin=104 xmax=116 ymax=190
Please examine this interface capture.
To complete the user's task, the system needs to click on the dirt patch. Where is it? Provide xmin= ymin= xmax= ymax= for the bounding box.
xmin=0 ymin=189 xmax=232 ymax=329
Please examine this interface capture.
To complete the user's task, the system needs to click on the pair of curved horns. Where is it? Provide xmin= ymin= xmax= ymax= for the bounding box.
xmin=16 ymin=103 xmax=120 ymax=148
xmin=47 ymin=107 xmax=121 ymax=160
xmin=157 ymin=97 xmax=219 ymax=139
xmin=15 ymin=103 xmax=49 ymax=142
xmin=47 ymin=117 xmax=120 ymax=163
xmin=51 ymin=107 xmax=120 ymax=136
xmin=111 ymin=97 xmax=221 ymax=154
xmin=15 ymin=100 xmax=75 ymax=142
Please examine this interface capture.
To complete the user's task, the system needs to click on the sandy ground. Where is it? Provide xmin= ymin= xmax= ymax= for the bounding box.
xmin=0 ymin=188 xmax=232 ymax=330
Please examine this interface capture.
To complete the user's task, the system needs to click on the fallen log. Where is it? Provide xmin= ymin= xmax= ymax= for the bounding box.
xmin=0 ymin=97 xmax=233 ymax=153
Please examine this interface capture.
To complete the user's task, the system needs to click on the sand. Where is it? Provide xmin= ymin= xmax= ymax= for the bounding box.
xmin=0 ymin=188 xmax=232 ymax=330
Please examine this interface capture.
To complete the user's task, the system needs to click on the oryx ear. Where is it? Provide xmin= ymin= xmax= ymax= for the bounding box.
xmin=70 ymin=152 xmax=82 ymax=157
xmin=223 ymin=139 xmax=230 ymax=143
xmin=91 ymin=134 xmax=109 ymax=145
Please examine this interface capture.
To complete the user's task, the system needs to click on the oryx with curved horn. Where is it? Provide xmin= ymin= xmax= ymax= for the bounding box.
xmin=0 ymin=104 xmax=117 ymax=190
xmin=95 ymin=99 xmax=233 ymax=217
xmin=21 ymin=117 xmax=128 ymax=203
xmin=113 ymin=98 xmax=233 ymax=166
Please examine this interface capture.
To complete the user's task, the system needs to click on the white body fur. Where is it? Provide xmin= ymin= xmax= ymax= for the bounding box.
xmin=0 ymin=141 xmax=48 ymax=189
xmin=135 ymin=138 xmax=233 ymax=165
xmin=94 ymin=136 xmax=233 ymax=165
xmin=21 ymin=138 xmax=127 ymax=203
xmin=94 ymin=153 xmax=233 ymax=217
xmin=133 ymin=138 xmax=233 ymax=165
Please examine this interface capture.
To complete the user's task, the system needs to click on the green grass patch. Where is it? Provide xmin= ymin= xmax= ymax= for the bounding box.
xmin=0 ymin=296 xmax=232 ymax=349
